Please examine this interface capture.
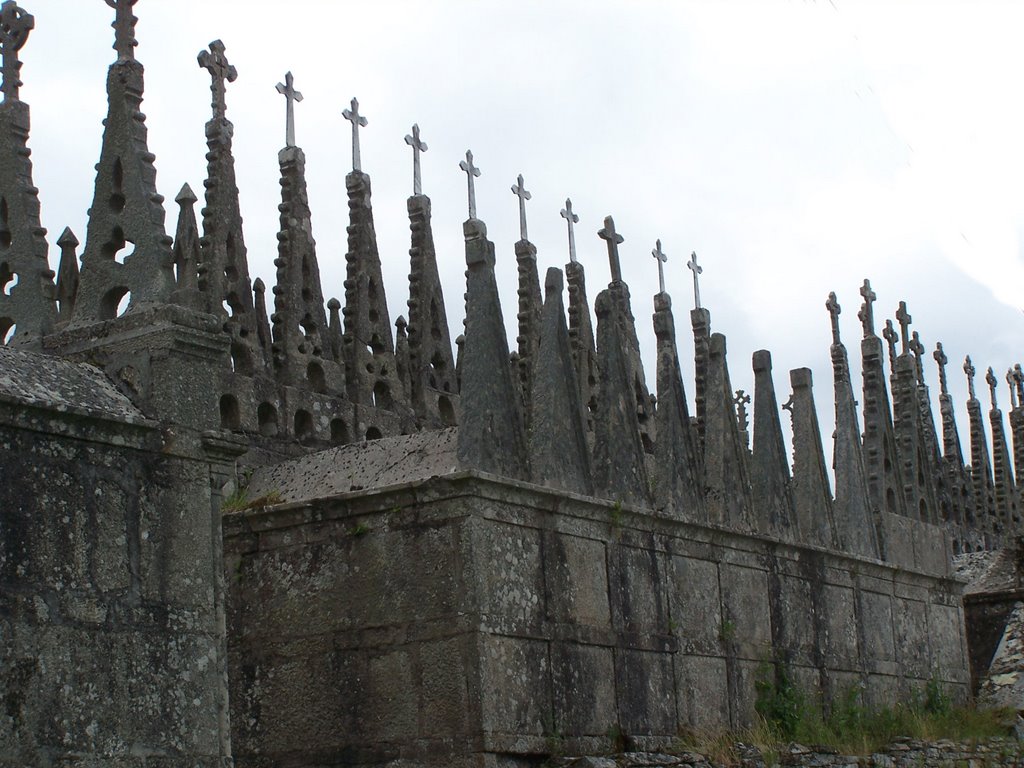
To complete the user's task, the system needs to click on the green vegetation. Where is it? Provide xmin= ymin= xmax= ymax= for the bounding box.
xmin=349 ymin=521 xmax=370 ymax=537
xmin=220 ymin=487 xmax=283 ymax=513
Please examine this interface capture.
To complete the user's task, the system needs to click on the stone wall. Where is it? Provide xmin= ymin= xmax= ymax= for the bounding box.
xmin=0 ymin=347 xmax=237 ymax=767
xmin=223 ymin=470 xmax=970 ymax=768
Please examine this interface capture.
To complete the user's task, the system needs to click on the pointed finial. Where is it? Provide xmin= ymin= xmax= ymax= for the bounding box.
xmin=964 ymin=355 xmax=977 ymax=400
xmin=1015 ymin=364 xmax=1024 ymax=406
xmin=652 ymin=239 xmax=668 ymax=295
xmin=342 ymin=97 xmax=368 ymax=172
xmin=404 ymin=123 xmax=428 ymax=196
xmin=56 ymin=226 xmax=79 ymax=249
xmin=104 ymin=0 xmax=138 ymax=62
xmin=1007 ymin=369 xmax=1018 ymax=410
xmin=896 ymin=301 xmax=912 ymax=354
xmin=275 ymin=72 xmax=303 ymax=148
xmin=910 ymin=331 xmax=925 ymax=380
xmin=0 ymin=1 xmax=33 ymax=103
xmin=511 ymin=174 xmax=531 ymax=242
xmin=175 ymin=182 xmax=197 ymax=206
xmin=253 ymin=276 xmax=266 ymax=293
xmin=197 ymin=40 xmax=237 ymax=121
xmin=560 ymin=198 xmax=579 ymax=264
xmin=597 ymin=216 xmax=624 ymax=283
xmin=687 ymin=251 xmax=703 ymax=310
xmin=882 ymin=320 xmax=898 ymax=369
xmin=734 ymin=389 xmax=751 ymax=432
xmin=395 ymin=314 xmax=408 ymax=332
xmin=986 ymin=367 xmax=999 ymax=409
xmin=934 ymin=342 xmax=949 ymax=395
xmin=826 ymin=292 xmax=841 ymax=345
xmin=858 ymin=278 xmax=876 ymax=337
xmin=459 ymin=150 xmax=481 ymax=219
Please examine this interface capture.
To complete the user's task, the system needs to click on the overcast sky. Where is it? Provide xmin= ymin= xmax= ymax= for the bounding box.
xmin=22 ymin=1 xmax=1024 ymax=472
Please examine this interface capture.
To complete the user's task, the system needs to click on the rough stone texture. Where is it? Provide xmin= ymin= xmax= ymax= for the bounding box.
xmin=704 ymin=333 xmax=752 ymax=530
xmin=514 ymin=238 xmax=543 ymax=426
xmin=789 ymin=367 xmax=836 ymax=549
xmin=566 ymin=260 xmax=597 ymax=433
xmin=751 ymin=349 xmax=794 ymax=538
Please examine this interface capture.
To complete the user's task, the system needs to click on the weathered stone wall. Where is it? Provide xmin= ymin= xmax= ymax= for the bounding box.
xmin=224 ymin=472 xmax=969 ymax=768
xmin=0 ymin=348 xmax=235 ymax=766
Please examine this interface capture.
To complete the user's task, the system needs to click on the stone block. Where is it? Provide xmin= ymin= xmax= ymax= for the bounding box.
xmin=858 ymin=589 xmax=895 ymax=672
xmin=668 ymin=556 xmax=721 ymax=654
xmin=547 ymin=533 xmax=611 ymax=630
xmin=609 ymin=544 xmax=667 ymax=640
xmin=471 ymin=520 xmax=544 ymax=634
xmin=364 ymin=648 xmax=419 ymax=742
xmin=420 ymin=636 xmax=473 ymax=737
xmin=928 ymin=602 xmax=967 ymax=680
xmin=773 ymin=574 xmax=815 ymax=664
xmin=822 ymin=584 xmax=859 ymax=668
xmin=615 ymin=649 xmax=676 ymax=736
xmin=720 ymin=564 xmax=772 ymax=657
xmin=894 ymin=598 xmax=931 ymax=678
xmin=674 ymin=654 xmax=729 ymax=729
xmin=551 ymin=642 xmax=617 ymax=736
xmin=479 ymin=636 xmax=551 ymax=737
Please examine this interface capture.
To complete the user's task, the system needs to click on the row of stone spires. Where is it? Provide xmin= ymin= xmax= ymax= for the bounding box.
xmin=0 ymin=1 xmax=1018 ymax=557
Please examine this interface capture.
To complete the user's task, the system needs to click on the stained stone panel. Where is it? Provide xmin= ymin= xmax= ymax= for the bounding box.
xmin=472 ymin=520 xmax=544 ymax=634
xmin=674 ymin=654 xmax=729 ymax=729
xmin=822 ymin=584 xmax=859 ymax=668
xmin=668 ymin=555 xmax=721 ymax=654
xmin=551 ymin=642 xmax=617 ymax=736
xmin=609 ymin=543 xmax=667 ymax=640
xmin=894 ymin=597 xmax=931 ymax=678
xmin=720 ymin=564 xmax=772 ymax=657
xmin=547 ymin=533 xmax=611 ymax=630
xmin=615 ymin=649 xmax=676 ymax=736
xmin=479 ymin=636 xmax=551 ymax=736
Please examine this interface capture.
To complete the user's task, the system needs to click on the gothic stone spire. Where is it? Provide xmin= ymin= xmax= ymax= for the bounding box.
xmin=751 ymin=350 xmax=795 ymax=539
xmin=789 ymin=367 xmax=837 ymax=549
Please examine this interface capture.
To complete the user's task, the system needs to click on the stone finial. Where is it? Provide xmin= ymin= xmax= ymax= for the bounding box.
xmin=597 ymin=215 xmax=623 ymax=283
xmin=826 ymin=291 xmax=841 ymax=345
xmin=789 ymin=367 xmax=836 ymax=549
xmin=750 ymin=350 xmax=794 ymax=538
xmin=105 ymin=0 xmax=138 ymax=62
xmin=514 ymin=232 xmax=543 ymax=427
xmin=511 ymin=174 xmax=531 ymax=242
xmin=0 ymin=1 xmax=33 ymax=103
xmin=275 ymin=72 xmax=303 ymax=149
xmin=529 ymin=267 xmax=593 ymax=496
xmin=395 ymin=314 xmax=411 ymax=400
xmin=910 ymin=331 xmax=925 ymax=381
xmin=253 ymin=276 xmax=272 ymax=362
xmin=560 ymin=198 xmax=579 ymax=264
xmin=987 ymin=366 xmax=999 ymax=409
xmin=858 ymin=278 xmax=876 ymax=337
xmin=565 ymin=259 xmax=596 ymax=430
xmin=170 ymin=182 xmax=200 ymax=308
xmin=687 ymin=251 xmax=702 ymax=310
xmin=965 ymin=355 xmax=977 ymax=400
xmin=934 ymin=342 xmax=949 ymax=395
xmin=404 ymin=123 xmax=427 ymax=196
xmin=342 ymin=97 xmax=368 ymax=172
xmin=55 ymin=227 xmax=79 ymax=325
xmin=1015 ymin=364 xmax=1024 ymax=406
xmin=896 ymin=301 xmax=911 ymax=354
xmin=882 ymin=320 xmax=898 ymax=369
xmin=326 ymin=296 xmax=342 ymax=362
xmin=459 ymin=150 xmax=481 ymax=219
xmin=1008 ymin=368 xmax=1018 ymax=411
xmin=197 ymin=40 xmax=236 ymax=121
xmin=734 ymin=389 xmax=751 ymax=448
xmin=652 ymin=239 xmax=668 ymax=295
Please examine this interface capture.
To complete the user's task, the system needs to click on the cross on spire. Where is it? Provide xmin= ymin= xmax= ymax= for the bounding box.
xmin=882 ymin=320 xmax=898 ymax=369
xmin=342 ymin=97 xmax=368 ymax=172
xmin=1015 ymin=364 xmax=1024 ymax=406
xmin=858 ymin=278 xmax=876 ymax=337
xmin=198 ymin=40 xmax=236 ymax=121
xmin=459 ymin=150 xmax=481 ymax=219
xmin=597 ymin=216 xmax=624 ymax=283
xmin=826 ymin=292 xmax=841 ymax=345
xmin=104 ymin=0 xmax=138 ymax=62
xmin=964 ymin=355 xmax=977 ymax=400
xmin=652 ymin=239 xmax=668 ymax=295
xmin=1007 ymin=369 xmax=1018 ymax=410
xmin=734 ymin=389 xmax=751 ymax=431
xmin=560 ymin=198 xmax=579 ymax=264
xmin=934 ymin=342 xmax=949 ymax=395
xmin=275 ymin=71 xmax=303 ymax=148
xmin=511 ymin=174 xmax=531 ymax=242
xmin=986 ymin=366 xmax=999 ymax=408
xmin=404 ymin=123 xmax=427 ymax=196
xmin=910 ymin=331 xmax=925 ymax=381
xmin=0 ymin=2 xmax=32 ymax=103
xmin=895 ymin=301 xmax=912 ymax=354
xmin=687 ymin=251 xmax=703 ymax=310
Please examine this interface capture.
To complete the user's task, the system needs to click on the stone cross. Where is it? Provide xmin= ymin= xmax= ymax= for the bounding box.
xmin=652 ymin=239 xmax=667 ymax=294
xmin=0 ymin=1 xmax=32 ymax=103
xmin=459 ymin=150 xmax=481 ymax=219
xmin=734 ymin=389 xmax=751 ymax=431
xmin=858 ymin=278 xmax=876 ymax=337
xmin=910 ymin=331 xmax=925 ymax=381
xmin=105 ymin=0 xmax=138 ymax=62
xmin=342 ymin=97 xmax=368 ymax=172
xmin=826 ymin=292 xmax=841 ymax=345
xmin=1007 ymin=369 xmax=1018 ymax=410
xmin=275 ymin=72 xmax=303 ymax=149
xmin=198 ymin=40 xmax=236 ymax=122
xmin=404 ymin=123 xmax=427 ymax=196
xmin=934 ymin=342 xmax=949 ymax=395
xmin=964 ymin=356 xmax=977 ymax=400
xmin=986 ymin=367 xmax=999 ymax=408
xmin=687 ymin=251 xmax=703 ymax=310
xmin=560 ymin=198 xmax=579 ymax=264
xmin=896 ymin=301 xmax=911 ymax=354
xmin=1015 ymin=364 xmax=1024 ymax=406
xmin=597 ymin=216 xmax=624 ymax=283
xmin=511 ymin=174 xmax=531 ymax=242
xmin=882 ymin=320 xmax=898 ymax=368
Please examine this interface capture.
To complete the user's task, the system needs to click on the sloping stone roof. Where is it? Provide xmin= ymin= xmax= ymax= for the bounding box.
xmin=0 ymin=345 xmax=144 ymax=422
xmin=248 ymin=427 xmax=458 ymax=503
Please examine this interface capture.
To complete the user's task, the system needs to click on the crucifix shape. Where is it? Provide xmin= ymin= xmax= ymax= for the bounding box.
xmin=651 ymin=239 xmax=668 ymax=294
xmin=910 ymin=331 xmax=926 ymax=381
xmin=105 ymin=0 xmax=138 ymax=62
xmin=858 ymin=278 xmax=876 ymax=337
xmin=986 ymin=366 xmax=998 ymax=408
xmin=934 ymin=342 xmax=949 ymax=395
xmin=511 ymin=174 xmax=531 ymax=242
xmin=895 ymin=301 xmax=912 ymax=354
xmin=404 ymin=123 xmax=427 ymax=196
xmin=882 ymin=320 xmax=898 ymax=368
xmin=597 ymin=216 xmax=624 ymax=283
xmin=275 ymin=71 xmax=303 ymax=148
xmin=964 ymin=356 xmax=977 ymax=400
xmin=687 ymin=251 xmax=703 ymax=310
xmin=826 ymin=292 xmax=841 ymax=345
xmin=1007 ymin=369 xmax=1019 ymax=410
xmin=1015 ymin=364 xmax=1024 ymax=406
xmin=560 ymin=198 xmax=579 ymax=264
xmin=734 ymin=389 xmax=751 ymax=431
xmin=0 ymin=2 xmax=32 ymax=103
xmin=459 ymin=150 xmax=481 ymax=219
xmin=342 ymin=97 xmax=368 ymax=172
xmin=198 ymin=40 xmax=236 ymax=121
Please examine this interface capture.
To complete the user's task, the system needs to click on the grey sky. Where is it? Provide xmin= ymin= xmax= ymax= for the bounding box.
xmin=22 ymin=1 xmax=1024 ymax=469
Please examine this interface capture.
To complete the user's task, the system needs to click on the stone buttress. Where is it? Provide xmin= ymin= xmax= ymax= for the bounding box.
xmin=170 ymin=183 xmax=202 ymax=310
xmin=986 ymin=367 xmax=1019 ymax=537
xmin=566 ymin=259 xmax=597 ymax=433
xmin=514 ymin=235 xmax=543 ymax=425
xmin=750 ymin=349 xmax=795 ymax=538
xmin=704 ymin=332 xmax=753 ymax=529
xmin=54 ymin=227 xmax=79 ymax=325
xmin=965 ymin=357 xmax=998 ymax=543
xmin=934 ymin=342 xmax=976 ymax=548
xmin=789 ymin=367 xmax=836 ymax=548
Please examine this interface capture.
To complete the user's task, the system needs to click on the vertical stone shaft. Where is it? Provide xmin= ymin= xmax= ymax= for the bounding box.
xmin=691 ymin=307 xmax=711 ymax=451
xmin=789 ymin=367 xmax=836 ymax=549
xmin=861 ymin=334 xmax=906 ymax=517
xmin=406 ymin=194 xmax=457 ymax=426
xmin=892 ymin=354 xmax=930 ymax=521
xmin=967 ymin=394 xmax=997 ymax=542
xmin=252 ymin=277 xmax=271 ymax=365
xmin=566 ymin=260 xmax=596 ymax=431
xmin=456 ymin=218 xmax=528 ymax=480
xmin=704 ymin=333 xmax=752 ymax=529
xmin=989 ymin=397 xmax=1019 ymax=538
xmin=653 ymin=292 xmax=704 ymax=521
xmin=54 ymin=227 xmax=79 ymax=328
xmin=170 ymin=183 xmax=201 ymax=310
xmin=751 ymin=350 xmax=795 ymax=538
xmin=514 ymin=238 xmax=542 ymax=427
